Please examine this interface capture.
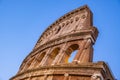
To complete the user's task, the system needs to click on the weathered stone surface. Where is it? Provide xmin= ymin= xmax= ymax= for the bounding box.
xmin=10 ymin=5 xmax=114 ymax=80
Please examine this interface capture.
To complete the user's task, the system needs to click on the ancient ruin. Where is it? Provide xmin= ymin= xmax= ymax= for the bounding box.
xmin=10 ymin=5 xmax=114 ymax=80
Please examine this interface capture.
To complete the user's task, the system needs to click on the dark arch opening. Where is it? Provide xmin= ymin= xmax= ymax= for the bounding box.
xmin=38 ymin=52 xmax=46 ymax=62
xmin=22 ymin=57 xmax=35 ymax=71
xmin=65 ymin=44 xmax=79 ymax=63
xmin=34 ymin=52 xmax=46 ymax=67
xmin=46 ymin=48 xmax=60 ymax=65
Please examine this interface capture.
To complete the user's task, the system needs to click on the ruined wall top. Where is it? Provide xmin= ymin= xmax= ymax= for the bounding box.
xmin=34 ymin=5 xmax=97 ymax=50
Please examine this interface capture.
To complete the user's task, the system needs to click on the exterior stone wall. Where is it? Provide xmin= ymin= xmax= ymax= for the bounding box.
xmin=10 ymin=5 xmax=114 ymax=80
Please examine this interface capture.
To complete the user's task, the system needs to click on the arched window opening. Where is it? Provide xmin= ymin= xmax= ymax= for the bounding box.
xmin=56 ymin=26 xmax=61 ymax=34
xmin=23 ymin=57 xmax=34 ymax=71
xmin=68 ymin=50 xmax=78 ymax=62
xmin=46 ymin=48 xmax=60 ymax=65
xmin=34 ymin=52 xmax=46 ymax=67
xmin=65 ymin=44 xmax=79 ymax=63
xmin=38 ymin=52 xmax=46 ymax=62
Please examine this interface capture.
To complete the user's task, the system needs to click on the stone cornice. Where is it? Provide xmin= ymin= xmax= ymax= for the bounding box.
xmin=10 ymin=62 xmax=114 ymax=80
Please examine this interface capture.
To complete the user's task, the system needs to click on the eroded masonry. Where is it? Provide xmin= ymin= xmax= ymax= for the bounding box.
xmin=11 ymin=5 xmax=115 ymax=80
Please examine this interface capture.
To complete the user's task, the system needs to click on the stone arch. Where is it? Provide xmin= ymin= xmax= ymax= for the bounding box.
xmin=18 ymin=62 xmax=26 ymax=73
xmin=45 ymin=47 xmax=60 ymax=65
xmin=64 ymin=44 xmax=79 ymax=63
xmin=21 ymin=57 xmax=35 ymax=71
xmin=33 ymin=52 xmax=46 ymax=67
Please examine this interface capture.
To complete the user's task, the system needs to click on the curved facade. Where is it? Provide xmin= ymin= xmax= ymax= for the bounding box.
xmin=11 ymin=5 xmax=114 ymax=80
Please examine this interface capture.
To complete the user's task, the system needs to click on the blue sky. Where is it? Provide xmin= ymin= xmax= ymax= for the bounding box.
xmin=0 ymin=0 xmax=120 ymax=80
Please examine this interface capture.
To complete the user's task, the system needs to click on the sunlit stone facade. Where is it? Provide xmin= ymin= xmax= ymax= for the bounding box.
xmin=10 ymin=5 xmax=114 ymax=80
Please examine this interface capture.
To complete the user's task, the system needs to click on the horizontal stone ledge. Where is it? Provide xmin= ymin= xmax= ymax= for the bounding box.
xmin=11 ymin=62 xmax=107 ymax=79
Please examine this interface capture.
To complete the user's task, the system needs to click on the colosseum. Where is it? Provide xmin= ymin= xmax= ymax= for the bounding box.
xmin=10 ymin=5 xmax=114 ymax=80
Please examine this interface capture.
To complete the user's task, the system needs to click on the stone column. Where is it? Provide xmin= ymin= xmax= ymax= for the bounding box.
xmin=78 ymin=39 xmax=93 ymax=63
xmin=52 ymin=43 xmax=67 ymax=64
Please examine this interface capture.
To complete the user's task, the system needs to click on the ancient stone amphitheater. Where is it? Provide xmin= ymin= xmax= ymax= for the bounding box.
xmin=10 ymin=5 xmax=114 ymax=80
